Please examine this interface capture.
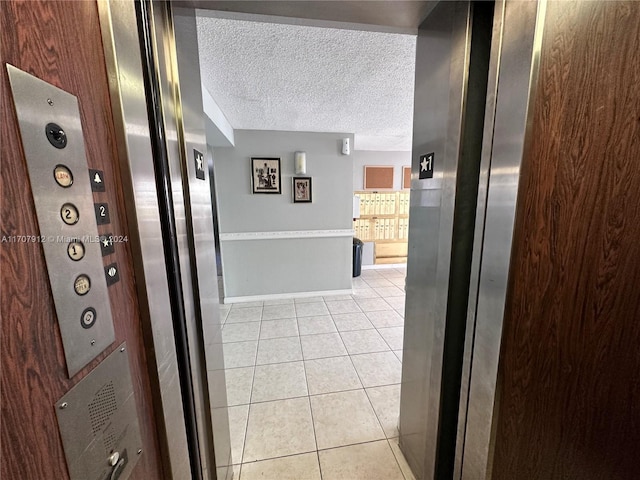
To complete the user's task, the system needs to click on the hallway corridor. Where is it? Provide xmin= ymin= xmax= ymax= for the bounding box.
xmin=212 ymin=267 xmax=414 ymax=479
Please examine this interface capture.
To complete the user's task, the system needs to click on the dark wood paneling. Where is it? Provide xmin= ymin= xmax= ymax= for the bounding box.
xmin=1 ymin=1 xmax=163 ymax=478
xmin=493 ymin=2 xmax=640 ymax=479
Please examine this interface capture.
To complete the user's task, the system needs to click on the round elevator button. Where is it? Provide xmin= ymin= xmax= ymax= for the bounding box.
xmin=60 ymin=203 xmax=79 ymax=225
xmin=53 ymin=165 xmax=73 ymax=188
xmin=74 ymin=274 xmax=91 ymax=296
xmin=67 ymin=240 xmax=85 ymax=261
xmin=80 ymin=307 xmax=97 ymax=329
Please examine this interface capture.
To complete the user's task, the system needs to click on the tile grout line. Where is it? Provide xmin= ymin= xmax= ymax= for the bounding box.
xmin=236 ymin=304 xmax=263 ymax=472
xmin=224 ymin=269 xmax=408 ymax=477
xmin=232 ymin=438 xmax=409 ymax=472
xmin=355 ymin=277 xmax=409 ymax=479
xmin=228 ymin=380 xmax=406 ymax=408
xmin=297 ymin=307 xmax=323 ymax=479
xmin=365 ymin=273 xmax=410 ymax=479
xmin=360 ymin=393 xmax=409 ymax=479
xmin=311 ymin=296 xmax=351 ymax=478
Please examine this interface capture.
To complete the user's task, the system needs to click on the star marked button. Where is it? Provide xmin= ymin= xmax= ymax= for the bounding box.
xmin=99 ymin=233 xmax=115 ymax=257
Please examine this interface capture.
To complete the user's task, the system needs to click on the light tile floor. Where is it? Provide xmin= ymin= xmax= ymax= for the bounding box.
xmin=218 ymin=267 xmax=415 ymax=480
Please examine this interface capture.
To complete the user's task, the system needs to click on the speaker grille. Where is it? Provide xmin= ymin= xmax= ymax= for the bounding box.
xmin=88 ymin=381 xmax=118 ymax=436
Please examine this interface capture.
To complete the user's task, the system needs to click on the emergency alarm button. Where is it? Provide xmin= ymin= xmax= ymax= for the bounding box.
xmin=54 ymin=165 xmax=73 ymax=188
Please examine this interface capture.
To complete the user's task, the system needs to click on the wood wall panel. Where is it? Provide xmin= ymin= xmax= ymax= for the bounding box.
xmin=493 ymin=2 xmax=640 ymax=479
xmin=1 ymin=1 xmax=163 ymax=478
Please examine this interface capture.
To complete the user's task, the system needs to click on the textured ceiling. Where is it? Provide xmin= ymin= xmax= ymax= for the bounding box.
xmin=196 ymin=15 xmax=416 ymax=151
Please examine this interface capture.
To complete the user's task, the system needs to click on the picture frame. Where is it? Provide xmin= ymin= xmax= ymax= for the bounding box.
xmin=292 ymin=177 xmax=312 ymax=203
xmin=251 ymin=157 xmax=281 ymax=194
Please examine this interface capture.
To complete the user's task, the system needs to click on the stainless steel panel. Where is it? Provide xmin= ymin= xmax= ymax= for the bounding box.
xmin=7 ymin=65 xmax=115 ymax=378
xmin=152 ymin=3 xmax=209 ymax=474
xmin=454 ymin=1 xmax=506 ymax=477
xmin=399 ymin=2 xmax=472 ymax=478
xmin=461 ymin=1 xmax=545 ymax=478
xmin=55 ymin=343 xmax=142 ymax=480
xmin=173 ymin=7 xmax=230 ymax=478
xmin=97 ymin=1 xmax=191 ymax=478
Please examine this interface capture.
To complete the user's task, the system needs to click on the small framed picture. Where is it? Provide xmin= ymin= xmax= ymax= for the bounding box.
xmin=293 ymin=177 xmax=312 ymax=203
xmin=251 ymin=157 xmax=281 ymax=194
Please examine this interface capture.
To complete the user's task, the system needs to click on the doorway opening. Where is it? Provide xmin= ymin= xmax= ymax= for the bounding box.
xmin=197 ymin=9 xmax=417 ymax=479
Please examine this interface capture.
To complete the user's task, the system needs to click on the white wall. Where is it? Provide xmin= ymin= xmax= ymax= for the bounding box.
xmin=213 ymin=130 xmax=354 ymax=300
xmin=352 ymin=150 xmax=411 ymax=191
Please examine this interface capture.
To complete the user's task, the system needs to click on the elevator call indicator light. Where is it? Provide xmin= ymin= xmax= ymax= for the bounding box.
xmin=54 ymin=165 xmax=73 ymax=187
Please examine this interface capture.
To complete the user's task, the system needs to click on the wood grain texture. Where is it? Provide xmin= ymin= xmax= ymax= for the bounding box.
xmin=1 ymin=1 xmax=163 ymax=478
xmin=493 ymin=2 xmax=640 ymax=479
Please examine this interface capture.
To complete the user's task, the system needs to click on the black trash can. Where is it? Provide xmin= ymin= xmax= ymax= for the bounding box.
xmin=353 ymin=238 xmax=364 ymax=277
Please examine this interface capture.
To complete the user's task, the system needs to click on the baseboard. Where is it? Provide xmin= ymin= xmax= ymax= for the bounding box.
xmin=362 ymin=263 xmax=407 ymax=270
xmin=223 ymin=288 xmax=354 ymax=304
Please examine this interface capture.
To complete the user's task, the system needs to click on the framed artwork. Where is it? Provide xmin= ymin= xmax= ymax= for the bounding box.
xmin=251 ymin=157 xmax=281 ymax=194
xmin=293 ymin=177 xmax=312 ymax=203
xmin=363 ymin=165 xmax=394 ymax=189
xmin=402 ymin=166 xmax=411 ymax=189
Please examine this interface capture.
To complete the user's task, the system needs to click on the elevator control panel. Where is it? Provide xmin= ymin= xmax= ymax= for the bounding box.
xmin=55 ymin=343 xmax=142 ymax=480
xmin=7 ymin=64 xmax=115 ymax=377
